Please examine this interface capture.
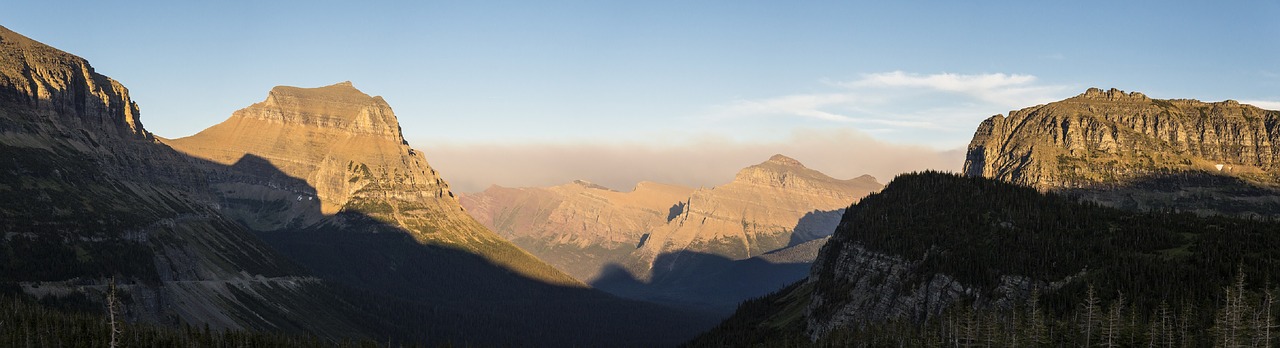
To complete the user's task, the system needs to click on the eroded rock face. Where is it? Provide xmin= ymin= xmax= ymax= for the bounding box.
xmin=964 ymin=88 xmax=1280 ymax=216
xmin=0 ymin=26 xmax=145 ymax=140
xmin=803 ymin=244 xmax=1042 ymax=340
xmin=965 ymin=88 xmax=1280 ymax=189
xmin=165 ymin=82 xmax=446 ymax=216
xmin=638 ymin=155 xmax=881 ymax=265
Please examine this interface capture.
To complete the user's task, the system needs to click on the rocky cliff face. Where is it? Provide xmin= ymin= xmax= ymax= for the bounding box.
xmin=462 ymin=154 xmax=881 ymax=312
xmin=465 ymin=179 xmax=693 ymax=247
xmin=0 ymin=26 xmax=145 ymax=140
xmin=165 ymin=82 xmax=580 ymax=287
xmin=0 ymin=25 xmax=374 ymax=336
xmin=165 ymin=82 xmax=444 ymax=217
xmin=965 ymin=88 xmax=1280 ymax=215
xmin=638 ymin=155 xmax=881 ymax=263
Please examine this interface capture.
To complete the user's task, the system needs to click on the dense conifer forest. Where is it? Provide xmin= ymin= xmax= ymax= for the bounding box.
xmin=0 ymin=289 xmax=432 ymax=347
xmin=688 ymin=171 xmax=1280 ymax=347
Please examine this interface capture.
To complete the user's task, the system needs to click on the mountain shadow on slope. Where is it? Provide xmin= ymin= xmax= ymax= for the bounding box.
xmin=1061 ymin=170 xmax=1280 ymax=218
xmin=786 ymin=209 xmax=844 ymax=248
xmin=0 ymin=135 xmax=440 ymax=341
xmin=215 ymin=154 xmax=719 ymax=347
xmin=590 ymin=209 xmax=843 ymax=315
xmin=0 ymin=24 xmax=716 ymax=346
xmin=591 ymin=250 xmax=813 ymax=315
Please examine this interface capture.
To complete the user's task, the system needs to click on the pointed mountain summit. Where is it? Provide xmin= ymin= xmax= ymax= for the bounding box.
xmin=733 ymin=154 xmax=879 ymax=197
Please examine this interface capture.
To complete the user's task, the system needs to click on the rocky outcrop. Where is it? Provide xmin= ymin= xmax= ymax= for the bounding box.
xmin=804 ymin=243 xmax=1049 ymax=340
xmin=0 ymin=25 xmax=146 ymax=140
xmin=966 ymin=88 xmax=1280 ymax=188
xmin=964 ymin=88 xmax=1280 ymax=216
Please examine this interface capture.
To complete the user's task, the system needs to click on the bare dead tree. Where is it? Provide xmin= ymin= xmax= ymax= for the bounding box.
xmin=107 ymin=276 xmax=121 ymax=348
xmin=1082 ymin=284 xmax=1100 ymax=348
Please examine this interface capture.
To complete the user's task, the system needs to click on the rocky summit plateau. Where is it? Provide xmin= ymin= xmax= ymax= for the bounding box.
xmin=966 ymin=87 xmax=1280 ymax=216
xmin=163 ymin=81 xmax=567 ymax=280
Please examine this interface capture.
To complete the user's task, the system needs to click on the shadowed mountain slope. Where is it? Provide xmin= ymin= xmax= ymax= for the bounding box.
xmin=0 ymin=24 xmax=384 ymax=338
xmin=0 ymin=24 xmax=715 ymax=346
xmin=165 ymin=82 xmax=577 ymax=285
xmin=165 ymin=81 xmax=718 ymax=346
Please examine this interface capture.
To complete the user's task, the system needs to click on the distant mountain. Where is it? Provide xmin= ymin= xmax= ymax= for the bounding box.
xmin=165 ymin=82 xmax=716 ymax=346
xmin=461 ymin=154 xmax=882 ymax=312
xmin=462 ymin=179 xmax=694 ymax=280
xmin=966 ymin=88 xmax=1280 ymax=216
xmin=689 ymin=172 xmax=1280 ymax=346
xmin=0 ymin=24 xmax=375 ymax=337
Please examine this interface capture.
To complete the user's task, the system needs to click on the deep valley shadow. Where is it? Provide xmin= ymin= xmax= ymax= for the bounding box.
xmin=591 ymin=250 xmax=812 ymax=315
xmin=588 ymin=209 xmax=842 ymax=317
xmin=209 ymin=153 xmax=719 ymax=347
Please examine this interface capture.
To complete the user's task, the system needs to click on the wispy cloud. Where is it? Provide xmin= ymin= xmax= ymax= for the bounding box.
xmin=842 ymin=71 xmax=1065 ymax=107
xmin=1241 ymin=100 xmax=1280 ymax=110
xmin=713 ymin=71 xmax=1072 ymax=138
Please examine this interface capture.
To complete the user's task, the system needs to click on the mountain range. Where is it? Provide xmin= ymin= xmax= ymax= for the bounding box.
xmin=461 ymin=154 xmax=882 ymax=312
xmin=6 ymin=20 xmax=1280 ymax=347
xmin=0 ymin=25 xmax=714 ymax=346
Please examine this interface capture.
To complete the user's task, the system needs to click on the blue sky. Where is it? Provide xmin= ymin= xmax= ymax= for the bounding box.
xmin=4 ymin=1 xmax=1278 ymax=190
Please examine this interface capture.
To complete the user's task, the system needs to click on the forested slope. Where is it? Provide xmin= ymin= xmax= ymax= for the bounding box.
xmin=689 ymin=172 xmax=1280 ymax=346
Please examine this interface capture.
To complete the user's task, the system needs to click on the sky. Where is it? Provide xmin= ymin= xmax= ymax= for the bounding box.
xmin=3 ymin=1 xmax=1278 ymax=192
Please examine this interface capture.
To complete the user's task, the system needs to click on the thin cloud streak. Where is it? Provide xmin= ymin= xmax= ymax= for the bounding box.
xmin=416 ymin=128 xmax=964 ymax=193
xmin=713 ymin=71 xmax=1072 ymax=141
xmin=1241 ymin=100 xmax=1280 ymax=111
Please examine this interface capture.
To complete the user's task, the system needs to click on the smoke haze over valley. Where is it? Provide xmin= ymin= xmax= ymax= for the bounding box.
xmin=423 ymin=129 xmax=963 ymax=193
